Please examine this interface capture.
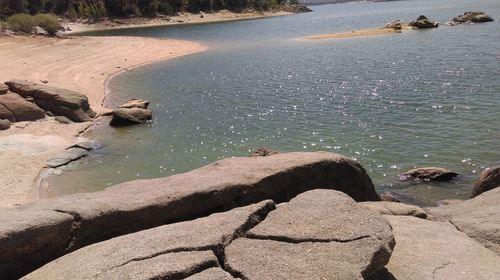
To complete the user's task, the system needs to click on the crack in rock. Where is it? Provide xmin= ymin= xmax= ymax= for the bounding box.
xmin=432 ymin=262 xmax=453 ymax=279
xmin=53 ymin=210 xmax=82 ymax=251
xmin=245 ymin=233 xmax=372 ymax=244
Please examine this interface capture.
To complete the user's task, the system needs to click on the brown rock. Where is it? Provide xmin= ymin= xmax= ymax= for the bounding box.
xmin=0 ymin=91 xmax=45 ymax=122
xmin=118 ymin=98 xmax=150 ymax=109
xmin=360 ymin=201 xmax=427 ymax=218
xmin=380 ymin=191 xmax=401 ymax=202
xmin=0 ymin=84 xmax=8 ymax=94
xmin=471 ymin=166 xmax=500 ymax=197
xmin=0 ymin=210 xmax=74 ymax=279
xmin=5 ymin=80 xmax=95 ymax=122
xmin=109 ymin=108 xmax=152 ymax=126
xmin=453 ymin=11 xmax=493 ymax=23
xmin=384 ymin=215 xmax=500 ymax=279
xmin=0 ymin=119 xmax=10 ymax=130
xmin=249 ymin=147 xmax=278 ymax=157
xmin=400 ymin=167 xmax=458 ymax=181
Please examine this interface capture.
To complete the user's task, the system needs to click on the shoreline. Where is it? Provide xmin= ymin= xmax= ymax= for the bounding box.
xmin=0 ymin=35 xmax=205 ymax=208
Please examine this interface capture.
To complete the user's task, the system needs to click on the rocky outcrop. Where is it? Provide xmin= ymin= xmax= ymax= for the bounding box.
xmin=1 ymin=152 xmax=378 ymax=277
xmin=360 ymin=201 xmax=427 ymax=218
xmin=249 ymin=147 xmax=278 ymax=157
xmin=22 ymin=201 xmax=275 ymax=280
xmin=426 ymin=187 xmax=500 ymax=255
xmin=0 ymin=210 xmax=74 ymax=279
xmin=471 ymin=166 xmax=500 ymax=197
xmin=453 ymin=11 xmax=494 ymax=23
xmin=0 ymin=119 xmax=11 ymax=130
xmin=0 ymin=91 xmax=46 ymax=122
xmin=5 ymin=80 xmax=96 ymax=122
xmin=409 ymin=15 xmax=439 ymax=28
xmin=383 ymin=215 xmax=500 ymax=279
xmin=109 ymin=107 xmax=152 ymax=126
xmin=226 ymin=190 xmax=394 ymax=279
xmin=400 ymin=167 xmax=458 ymax=182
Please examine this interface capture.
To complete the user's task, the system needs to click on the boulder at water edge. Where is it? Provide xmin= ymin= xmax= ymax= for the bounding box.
xmin=400 ymin=167 xmax=458 ymax=181
xmin=5 ymin=80 xmax=96 ymax=122
xmin=471 ymin=166 xmax=500 ymax=197
xmin=109 ymin=107 xmax=153 ymax=126
xmin=118 ymin=98 xmax=150 ymax=109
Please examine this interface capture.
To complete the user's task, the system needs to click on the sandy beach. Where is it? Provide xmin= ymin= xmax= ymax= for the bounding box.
xmin=0 ymin=35 xmax=204 ymax=207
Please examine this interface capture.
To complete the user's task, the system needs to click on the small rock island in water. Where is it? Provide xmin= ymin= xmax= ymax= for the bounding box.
xmin=0 ymin=0 xmax=499 ymax=279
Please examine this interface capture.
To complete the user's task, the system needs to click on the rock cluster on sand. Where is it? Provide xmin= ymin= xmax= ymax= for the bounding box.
xmin=0 ymin=90 xmax=46 ymax=122
xmin=110 ymin=99 xmax=152 ymax=126
xmin=452 ymin=11 xmax=494 ymax=23
xmin=409 ymin=15 xmax=439 ymax=28
xmin=5 ymin=80 xmax=96 ymax=122
xmin=400 ymin=167 xmax=458 ymax=182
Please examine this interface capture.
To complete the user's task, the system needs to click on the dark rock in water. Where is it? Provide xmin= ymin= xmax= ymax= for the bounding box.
xmin=22 ymin=201 xmax=275 ymax=280
xmin=0 ymin=119 xmax=11 ymax=130
xmin=0 ymin=209 xmax=74 ymax=280
xmin=46 ymin=147 xmax=88 ymax=168
xmin=426 ymin=187 xmax=500 ymax=256
xmin=380 ymin=191 xmax=401 ymax=202
xmin=109 ymin=107 xmax=153 ymax=126
xmin=5 ymin=80 xmax=96 ymax=122
xmin=400 ymin=167 xmax=458 ymax=182
xmin=385 ymin=20 xmax=403 ymax=30
xmin=0 ymin=91 xmax=46 ymax=122
xmin=281 ymin=4 xmax=313 ymax=13
xmin=409 ymin=15 xmax=439 ymax=28
xmin=384 ymin=215 xmax=500 ymax=279
xmin=118 ymin=98 xmax=150 ymax=109
xmin=54 ymin=115 xmax=72 ymax=124
xmin=471 ymin=14 xmax=494 ymax=22
xmin=227 ymin=190 xmax=395 ymax=280
xmin=0 ymin=84 xmax=8 ymax=94
xmin=250 ymin=147 xmax=278 ymax=157
xmin=453 ymin=11 xmax=493 ymax=23
xmin=471 ymin=167 xmax=500 ymax=198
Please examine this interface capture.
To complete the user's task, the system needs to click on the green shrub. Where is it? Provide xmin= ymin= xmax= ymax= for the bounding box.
xmin=33 ymin=14 xmax=60 ymax=34
xmin=6 ymin=13 xmax=33 ymax=33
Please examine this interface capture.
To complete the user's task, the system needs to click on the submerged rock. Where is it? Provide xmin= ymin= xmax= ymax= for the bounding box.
xmin=453 ymin=11 xmax=494 ymax=23
xmin=380 ymin=191 xmax=401 ymax=202
xmin=400 ymin=167 xmax=458 ymax=182
xmin=471 ymin=167 xmax=500 ymax=197
xmin=410 ymin=15 xmax=439 ymax=28
xmin=109 ymin=108 xmax=152 ymax=126
xmin=249 ymin=147 xmax=278 ymax=157
xmin=0 ymin=91 xmax=46 ymax=122
xmin=5 ymin=80 xmax=95 ymax=122
xmin=46 ymin=147 xmax=88 ymax=168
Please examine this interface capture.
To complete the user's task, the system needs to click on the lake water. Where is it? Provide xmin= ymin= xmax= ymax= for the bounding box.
xmin=44 ymin=0 xmax=500 ymax=206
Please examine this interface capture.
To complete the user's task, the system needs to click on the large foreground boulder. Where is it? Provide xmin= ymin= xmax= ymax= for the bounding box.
xmin=22 ymin=201 xmax=275 ymax=280
xmin=0 ymin=91 xmax=45 ymax=122
xmin=226 ymin=190 xmax=395 ymax=279
xmin=426 ymin=187 xmax=500 ymax=255
xmin=2 ymin=152 xmax=378 ymax=277
xmin=471 ymin=166 xmax=500 ymax=197
xmin=382 ymin=216 xmax=500 ymax=279
xmin=5 ymin=80 xmax=95 ymax=122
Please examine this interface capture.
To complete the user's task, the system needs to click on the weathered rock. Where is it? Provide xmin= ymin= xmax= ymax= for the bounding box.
xmin=0 ymin=91 xmax=45 ymax=122
xmin=117 ymin=98 xmax=150 ymax=109
xmin=0 ymin=119 xmax=10 ymax=130
xmin=249 ymin=147 xmax=278 ymax=157
xmin=385 ymin=20 xmax=403 ymax=30
xmin=380 ymin=191 xmax=401 ymax=202
xmin=0 ymin=210 xmax=74 ymax=279
xmin=54 ymin=115 xmax=72 ymax=124
xmin=426 ymin=187 xmax=500 ymax=255
xmin=410 ymin=15 xmax=439 ymax=28
xmin=22 ymin=201 xmax=274 ymax=280
xmin=384 ymin=215 xmax=500 ymax=279
xmin=33 ymin=26 xmax=49 ymax=36
xmin=471 ymin=166 xmax=500 ymax=197
xmin=46 ymin=147 xmax=88 ymax=168
xmin=360 ymin=201 xmax=427 ymax=218
xmin=109 ymin=107 xmax=152 ymax=126
xmin=66 ymin=141 xmax=93 ymax=151
xmin=5 ymin=80 xmax=95 ymax=122
xmin=0 ymin=84 xmax=8 ymax=94
xmin=400 ymin=167 xmax=458 ymax=181
xmin=13 ymin=152 xmax=378 ymax=272
xmin=226 ymin=190 xmax=394 ymax=280
xmin=184 ymin=268 xmax=238 ymax=280
xmin=453 ymin=11 xmax=493 ymax=23
xmin=471 ymin=14 xmax=494 ymax=22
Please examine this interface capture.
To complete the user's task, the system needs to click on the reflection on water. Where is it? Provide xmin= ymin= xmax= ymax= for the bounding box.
xmin=44 ymin=0 xmax=500 ymax=206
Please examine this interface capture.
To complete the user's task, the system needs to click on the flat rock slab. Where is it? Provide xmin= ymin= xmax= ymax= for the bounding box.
xmin=23 ymin=201 xmax=274 ymax=280
xmin=384 ymin=215 xmax=500 ymax=279
xmin=46 ymin=147 xmax=88 ymax=168
xmin=426 ymin=187 xmax=500 ymax=255
xmin=227 ymin=190 xmax=395 ymax=279
xmin=0 ymin=210 xmax=74 ymax=279
xmin=360 ymin=201 xmax=427 ymax=218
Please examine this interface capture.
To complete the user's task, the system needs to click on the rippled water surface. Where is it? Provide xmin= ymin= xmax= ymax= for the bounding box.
xmin=45 ymin=0 xmax=500 ymax=206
